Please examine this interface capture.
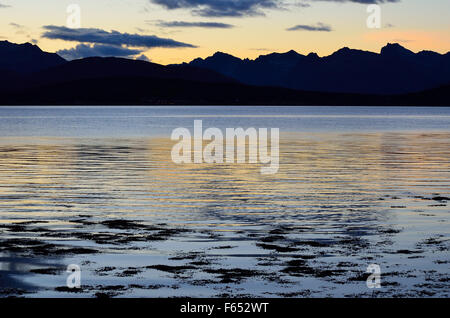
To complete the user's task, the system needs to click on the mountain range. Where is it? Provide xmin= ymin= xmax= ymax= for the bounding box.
xmin=188 ymin=43 xmax=450 ymax=95
xmin=0 ymin=40 xmax=449 ymax=105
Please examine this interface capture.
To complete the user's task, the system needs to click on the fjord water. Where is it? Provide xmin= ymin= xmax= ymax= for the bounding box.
xmin=0 ymin=106 xmax=449 ymax=297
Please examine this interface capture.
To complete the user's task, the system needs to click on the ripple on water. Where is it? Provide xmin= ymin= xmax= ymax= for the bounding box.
xmin=0 ymin=132 xmax=449 ymax=297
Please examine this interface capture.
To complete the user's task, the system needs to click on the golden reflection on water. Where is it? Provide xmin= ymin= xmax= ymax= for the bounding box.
xmin=0 ymin=132 xmax=449 ymax=229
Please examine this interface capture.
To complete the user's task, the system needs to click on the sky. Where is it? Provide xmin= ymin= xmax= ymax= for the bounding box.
xmin=1 ymin=0 xmax=449 ymax=65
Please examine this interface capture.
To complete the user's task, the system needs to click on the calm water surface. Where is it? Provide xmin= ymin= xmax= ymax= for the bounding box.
xmin=0 ymin=106 xmax=449 ymax=297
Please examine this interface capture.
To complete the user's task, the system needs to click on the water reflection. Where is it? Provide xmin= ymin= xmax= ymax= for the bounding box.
xmin=0 ymin=132 xmax=449 ymax=297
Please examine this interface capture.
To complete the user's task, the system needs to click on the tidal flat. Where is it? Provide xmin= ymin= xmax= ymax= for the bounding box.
xmin=0 ymin=133 xmax=448 ymax=297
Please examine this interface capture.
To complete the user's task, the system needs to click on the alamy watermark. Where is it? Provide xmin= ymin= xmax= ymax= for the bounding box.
xmin=367 ymin=4 xmax=381 ymax=29
xmin=66 ymin=4 xmax=81 ymax=29
xmin=366 ymin=264 xmax=381 ymax=289
xmin=171 ymin=120 xmax=279 ymax=175
xmin=66 ymin=264 xmax=81 ymax=289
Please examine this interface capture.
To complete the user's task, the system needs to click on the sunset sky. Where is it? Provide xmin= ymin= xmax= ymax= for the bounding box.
xmin=1 ymin=0 xmax=449 ymax=65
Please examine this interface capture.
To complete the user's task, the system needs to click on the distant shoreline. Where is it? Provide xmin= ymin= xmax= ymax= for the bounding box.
xmin=1 ymin=80 xmax=448 ymax=106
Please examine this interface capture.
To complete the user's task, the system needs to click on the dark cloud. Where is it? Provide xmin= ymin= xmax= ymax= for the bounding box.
xmin=57 ymin=44 xmax=143 ymax=60
xmin=149 ymin=0 xmax=399 ymax=17
xmin=157 ymin=21 xmax=234 ymax=28
xmin=0 ymin=3 xmax=11 ymax=8
xmin=149 ymin=0 xmax=280 ymax=17
xmin=287 ymin=23 xmax=332 ymax=32
xmin=42 ymin=26 xmax=196 ymax=48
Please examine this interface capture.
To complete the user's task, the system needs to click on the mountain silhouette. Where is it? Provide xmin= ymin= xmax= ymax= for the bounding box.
xmin=1 ymin=51 xmax=236 ymax=94
xmin=27 ymin=56 xmax=235 ymax=88
xmin=0 ymin=40 xmax=66 ymax=73
xmin=0 ymin=41 xmax=449 ymax=105
xmin=189 ymin=43 xmax=450 ymax=94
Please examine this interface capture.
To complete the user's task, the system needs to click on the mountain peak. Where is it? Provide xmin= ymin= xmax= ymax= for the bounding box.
xmin=286 ymin=49 xmax=300 ymax=56
xmin=327 ymin=47 xmax=379 ymax=61
xmin=382 ymin=42 xmax=406 ymax=49
xmin=189 ymin=51 xmax=243 ymax=73
xmin=417 ymin=50 xmax=443 ymax=60
xmin=307 ymin=52 xmax=319 ymax=59
xmin=336 ymin=47 xmax=351 ymax=53
xmin=0 ymin=41 xmax=66 ymax=73
xmin=328 ymin=47 xmax=354 ymax=57
xmin=0 ymin=40 xmax=41 ymax=52
xmin=255 ymin=50 xmax=304 ymax=65
xmin=329 ymin=47 xmax=354 ymax=57
xmin=213 ymin=51 xmax=228 ymax=57
xmin=211 ymin=51 xmax=240 ymax=60
xmin=381 ymin=43 xmax=414 ymax=56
